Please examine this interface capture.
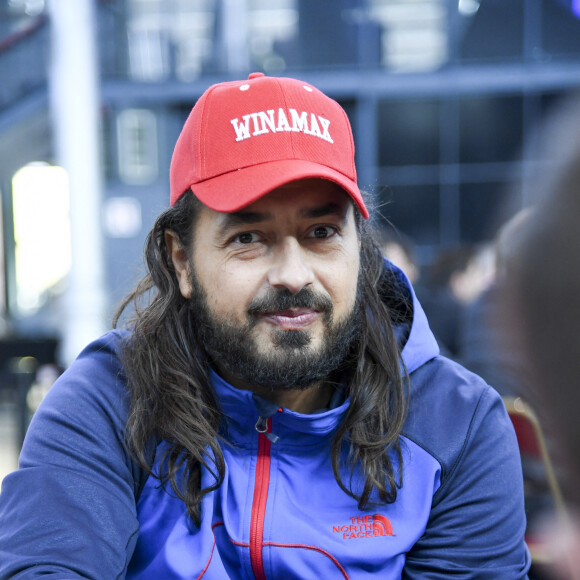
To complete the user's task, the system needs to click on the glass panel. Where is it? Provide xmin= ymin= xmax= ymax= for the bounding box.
xmin=369 ymin=0 xmax=449 ymax=72
xmin=541 ymin=0 xmax=580 ymax=60
xmin=459 ymin=96 xmax=523 ymax=163
xmin=379 ymin=183 xmax=440 ymax=245
xmin=126 ymin=0 xmax=301 ymax=78
xmin=378 ymin=99 xmax=439 ymax=166
xmin=126 ymin=0 xmax=216 ymax=81
xmin=249 ymin=0 xmax=298 ymax=73
xmin=116 ymin=109 xmax=158 ymax=185
xmin=460 ymin=181 xmax=516 ymax=243
xmin=458 ymin=0 xmax=524 ymax=63
xmin=540 ymin=91 xmax=566 ymax=118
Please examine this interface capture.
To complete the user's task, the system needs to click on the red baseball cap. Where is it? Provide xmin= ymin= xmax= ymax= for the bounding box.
xmin=169 ymin=72 xmax=369 ymax=219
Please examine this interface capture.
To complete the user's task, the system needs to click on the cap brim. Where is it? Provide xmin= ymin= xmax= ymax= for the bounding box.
xmin=189 ymin=159 xmax=369 ymax=219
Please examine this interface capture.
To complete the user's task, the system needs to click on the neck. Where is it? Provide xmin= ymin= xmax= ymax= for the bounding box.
xmin=253 ymin=382 xmax=336 ymax=414
xmin=215 ymin=365 xmax=335 ymax=414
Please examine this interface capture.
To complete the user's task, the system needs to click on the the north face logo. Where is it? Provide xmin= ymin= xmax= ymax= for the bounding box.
xmin=332 ymin=515 xmax=394 ymax=539
xmin=230 ymin=108 xmax=333 ymax=144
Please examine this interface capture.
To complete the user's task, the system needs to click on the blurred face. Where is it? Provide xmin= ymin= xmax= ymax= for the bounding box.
xmin=168 ymin=179 xmax=362 ymax=391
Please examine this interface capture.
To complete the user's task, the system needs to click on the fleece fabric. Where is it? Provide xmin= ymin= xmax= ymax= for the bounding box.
xmin=0 ymin=263 xmax=530 ymax=579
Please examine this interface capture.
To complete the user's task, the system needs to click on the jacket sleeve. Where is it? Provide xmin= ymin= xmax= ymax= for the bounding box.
xmin=403 ymin=367 xmax=531 ymax=579
xmin=0 ymin=333 xmax=142 ymax=579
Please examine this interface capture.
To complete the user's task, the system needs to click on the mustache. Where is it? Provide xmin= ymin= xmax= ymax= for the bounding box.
xmin=247 ymin=288 xmax=333 ymax=316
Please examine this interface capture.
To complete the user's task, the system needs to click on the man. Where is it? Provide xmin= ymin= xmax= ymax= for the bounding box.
xmin=0 ymin=73 xmax=530 ymax=578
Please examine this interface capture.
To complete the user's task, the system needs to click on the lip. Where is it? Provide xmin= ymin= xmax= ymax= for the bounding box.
xmin=259 ymin=308 xmax=320 ymax=329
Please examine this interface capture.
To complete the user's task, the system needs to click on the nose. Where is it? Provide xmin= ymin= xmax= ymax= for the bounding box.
xmin=267 ymin=237 xmax=315 ymax=294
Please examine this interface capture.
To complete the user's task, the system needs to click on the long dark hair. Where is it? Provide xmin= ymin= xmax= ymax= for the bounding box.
xmin=113 ymin=190 xmax=409 ymax=526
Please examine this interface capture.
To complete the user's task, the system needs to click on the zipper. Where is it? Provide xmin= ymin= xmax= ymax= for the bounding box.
xmin=255 ymin=416 xmax=280 ymax=444
xmin=250 ymin=417 xmax=273 ymax=580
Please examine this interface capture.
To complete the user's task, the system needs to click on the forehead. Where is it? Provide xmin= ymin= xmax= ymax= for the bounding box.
xmin=198 ymin=179 xmax=355 ymax=229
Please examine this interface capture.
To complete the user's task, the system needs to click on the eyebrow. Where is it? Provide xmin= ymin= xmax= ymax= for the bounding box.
xmin=299 ymin=202 xmax=345 ymax=219
xmin=215 ymin=212 xmax=269 ymax=238
xmin=216 ymin=202 xmax=347 ymax=236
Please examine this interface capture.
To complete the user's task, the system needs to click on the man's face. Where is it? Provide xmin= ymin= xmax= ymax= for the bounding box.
xmin=172 ymin=179 xmax=362 ymax=391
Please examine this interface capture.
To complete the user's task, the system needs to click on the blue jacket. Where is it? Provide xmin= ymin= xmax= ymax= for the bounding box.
xmin=0 ymin=264 xmax=530 ymax=578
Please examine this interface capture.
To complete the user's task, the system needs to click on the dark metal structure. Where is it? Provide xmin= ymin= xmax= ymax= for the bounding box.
xmin=1 ymin=0 xmax=580 ymax=331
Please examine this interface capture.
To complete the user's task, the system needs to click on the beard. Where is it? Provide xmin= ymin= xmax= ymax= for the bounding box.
xmin=187 ymin=268 xmax=363 ymax=391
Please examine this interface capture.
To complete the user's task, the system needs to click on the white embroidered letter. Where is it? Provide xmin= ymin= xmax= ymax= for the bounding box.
xmin=255 ymin=110 xmax=276 ymax=135
xmin=231 ymin=115 xmax=252 ymax=141
xmin=308 ymin=113 xmax=323 ymax=138
xmin=318 ymin=116 xmax=333 ymax=143
xmin=249 ymin=113 xmax=262 ymax=136
xmin=289 ymin=109 xmax=309 ymax=133
xmin=277 ymin=108 xmax=291 ymax=132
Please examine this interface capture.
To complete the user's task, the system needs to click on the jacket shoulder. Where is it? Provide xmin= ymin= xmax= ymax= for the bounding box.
xmin=402 ymin=355 xmax=508 ymax=487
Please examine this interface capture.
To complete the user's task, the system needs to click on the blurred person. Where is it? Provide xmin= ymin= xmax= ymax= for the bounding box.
xmin=449 ymin=243 xmax=495 ymax=306
xmin=379 ymin=226 xmax=459 ymax=358
xmin=379 ymin=225 xmax=420 ymax=284
xmin=0 ymin=74 xmax=530 ymax=578
xmin=417 ymin=245 xmax=478 ymax=358
xmin=458 ymin=210 xmax=534 ymax=398
xmin=457 ymin=209 xmax=553 ymax=556
xmin=499 ymin=92 xmax=580 ymax=580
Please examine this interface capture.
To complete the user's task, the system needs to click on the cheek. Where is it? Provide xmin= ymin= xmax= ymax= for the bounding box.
xmin=324 ymin=254 xmax=360 ymax=313
xmin=203 ymin=263 xmax=263 ymax=318
xmin=341 ymin=272 xmax=360 ymax=312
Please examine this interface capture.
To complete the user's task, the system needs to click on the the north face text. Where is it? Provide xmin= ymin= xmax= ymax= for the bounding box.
xmin=332 ymin=515 xmax=394 ymax=539
xmin=230 ymin=109 xmax=333 ymax=143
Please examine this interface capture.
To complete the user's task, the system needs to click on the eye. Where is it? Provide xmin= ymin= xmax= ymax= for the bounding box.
xmin=309 ymin=225 xmax=337 ymax=239
xmin=232 ymin=231 xmax=259 ymax=244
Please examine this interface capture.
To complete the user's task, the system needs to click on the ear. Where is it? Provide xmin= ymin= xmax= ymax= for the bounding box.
xmin=165 ymin=230 xmax=193 ymax=298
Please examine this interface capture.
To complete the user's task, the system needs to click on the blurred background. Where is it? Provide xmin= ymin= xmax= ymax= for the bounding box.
xmin=1 ymin=0 xmax=580 ymax=508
